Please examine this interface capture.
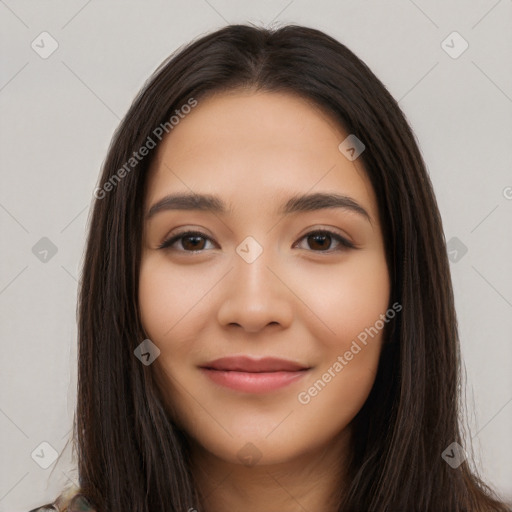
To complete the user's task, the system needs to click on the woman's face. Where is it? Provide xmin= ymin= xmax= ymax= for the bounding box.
xmin=139 ymin=89 xmax=390 ymax=466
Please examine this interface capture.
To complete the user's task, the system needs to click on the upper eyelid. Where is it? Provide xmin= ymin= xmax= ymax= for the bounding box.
xmin=159 ymin=227 xmax=354 ymax=250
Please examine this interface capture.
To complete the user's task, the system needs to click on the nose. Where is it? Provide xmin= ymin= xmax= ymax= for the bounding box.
xmin=216 ymin=246 xmax=294 ymax=333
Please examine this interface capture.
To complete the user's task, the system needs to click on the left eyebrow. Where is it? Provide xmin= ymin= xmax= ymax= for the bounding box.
xmin=145 ymin=191 xmax=371 ymax=223
xmin=280 ymin=192 xmax=371 ymax=222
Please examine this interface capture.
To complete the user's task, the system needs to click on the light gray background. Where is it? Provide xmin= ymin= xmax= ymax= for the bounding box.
xmin=1 ymin=1 xmax=511 ymax=510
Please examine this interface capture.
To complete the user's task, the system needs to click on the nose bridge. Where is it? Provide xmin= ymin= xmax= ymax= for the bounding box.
xmin=236 ymin=238 xmax=273 ymax=291
xmin=234 ymin=234 xmax=279 ymax=302
xmin=216 ymin=235 xmax=293 ymax=331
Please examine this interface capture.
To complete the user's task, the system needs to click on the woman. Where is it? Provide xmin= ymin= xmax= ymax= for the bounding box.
xmin=30 ymin=24 xmax=510 ymax=512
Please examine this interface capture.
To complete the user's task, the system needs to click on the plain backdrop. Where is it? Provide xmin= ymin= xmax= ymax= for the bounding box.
xmin=0 ymin=1 xmax=511 ymax=510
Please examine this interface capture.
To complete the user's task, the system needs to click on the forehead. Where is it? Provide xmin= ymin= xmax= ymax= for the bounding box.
xmin=145 ymin=90 xmax=378 ymax=222
xmin=152 ymin=89 xmax=346 ymax=162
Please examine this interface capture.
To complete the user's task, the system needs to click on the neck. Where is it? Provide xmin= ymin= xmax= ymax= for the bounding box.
xmin=189 ymin=427 xmax=352 ymax=512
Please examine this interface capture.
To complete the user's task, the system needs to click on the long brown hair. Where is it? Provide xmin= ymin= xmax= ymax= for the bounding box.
xmin=43 ymin=24 xmax=510 ymax=511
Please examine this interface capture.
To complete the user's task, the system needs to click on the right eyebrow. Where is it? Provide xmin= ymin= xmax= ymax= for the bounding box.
xmin=145 ymin=193 xmax=231 ymax=220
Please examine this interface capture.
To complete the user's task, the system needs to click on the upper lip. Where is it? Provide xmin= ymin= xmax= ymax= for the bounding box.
xmin=200 ymin=356 xmax=310 ymax=373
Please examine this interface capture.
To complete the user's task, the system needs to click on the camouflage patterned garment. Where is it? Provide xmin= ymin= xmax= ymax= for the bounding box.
xmin=28 ymin=496 xmax=95 ymax=511
xmin=28 ymin=484 xmax=96 ymax=512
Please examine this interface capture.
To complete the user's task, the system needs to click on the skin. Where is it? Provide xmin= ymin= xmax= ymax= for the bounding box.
xmin=139 ymin=89 xmax=390 ymax=512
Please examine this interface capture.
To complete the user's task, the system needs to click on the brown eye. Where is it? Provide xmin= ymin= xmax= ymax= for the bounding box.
xmin=295 ymin=230 xmax=354 ymax=252
xmin=158 ymin=229 xmax=354 ymax=253
xmin=158 ymin=231 xmax=215 ymax=251
xmin=181 ymin=234 xmax=207 ymax=251
xmin=307 ymin=233 xmax=332 ymax=251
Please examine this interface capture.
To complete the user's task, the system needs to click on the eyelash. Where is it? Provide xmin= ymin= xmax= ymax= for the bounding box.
xmin=157 ymin=229 xmax=355 ymax=253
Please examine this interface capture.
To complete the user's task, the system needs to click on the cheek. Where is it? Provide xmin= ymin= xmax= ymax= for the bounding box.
xmin=290 ymin=250 xmax=390 ymax=344
xmin=138 ymin=256 xmax=214 ymax=341
xmin=138 ymin=255 xmax=224 ymax=398
xmin=290 ymin=252 xmax=390 ymax=409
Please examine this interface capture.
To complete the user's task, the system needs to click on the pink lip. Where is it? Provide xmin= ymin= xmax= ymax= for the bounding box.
xmin=199 ymin=356 xmax=310 ymax=393
xmin=201 ymin=356 xmax=309 ymax=372
xmin=200 ymin=368 xmax=308 ymax=393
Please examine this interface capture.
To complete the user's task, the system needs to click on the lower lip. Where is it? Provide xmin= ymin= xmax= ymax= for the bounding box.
xmin=200 ymin=368 xmax=309 ymax=393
